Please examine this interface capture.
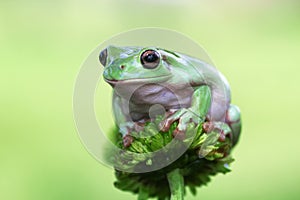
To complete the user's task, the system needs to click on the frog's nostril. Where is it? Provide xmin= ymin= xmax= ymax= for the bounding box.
xmin=120 ymin=65 xmax=125 ymax=70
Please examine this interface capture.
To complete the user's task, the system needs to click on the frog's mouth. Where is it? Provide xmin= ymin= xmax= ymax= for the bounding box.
xmin=104 ymin=75 xmax=172 ymax=87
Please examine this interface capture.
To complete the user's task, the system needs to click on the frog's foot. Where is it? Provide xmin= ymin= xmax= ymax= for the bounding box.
xmin=225 ymin=105 xmax=241 ymax=146
xmin=159 ymin=108 xmax=204 ymax=140
xmin=122 ymin=134 xmax=134 ymax=147
xmin=119 ymin=122 xmax=137 ymax=147
xmin=202 ymin=121 xmax=232 ymax=142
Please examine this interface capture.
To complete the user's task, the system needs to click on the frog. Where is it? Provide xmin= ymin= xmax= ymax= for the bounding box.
xmin=99 ymin=45 xmax=241 ymax=147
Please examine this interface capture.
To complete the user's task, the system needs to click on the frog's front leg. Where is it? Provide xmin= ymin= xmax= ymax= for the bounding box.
xmin=112 ymin=92 xmax=136 ymax=147
xmin=159 ymin=86 xmax=211 ymax=139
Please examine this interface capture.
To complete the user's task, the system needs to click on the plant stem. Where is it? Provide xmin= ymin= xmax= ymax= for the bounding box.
xmin=138 ymin=185 xmax=149 ymax=200
xmin=167 ymin=168 xmax=184 ymax=200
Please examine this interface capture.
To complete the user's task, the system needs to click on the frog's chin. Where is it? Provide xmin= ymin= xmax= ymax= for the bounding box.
xmin=104 ymin=75 xmax=172 ymax=87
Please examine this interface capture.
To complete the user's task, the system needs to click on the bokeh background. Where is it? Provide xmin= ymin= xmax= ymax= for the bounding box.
xmin=1 ymin=0 xmax=300 ymax=199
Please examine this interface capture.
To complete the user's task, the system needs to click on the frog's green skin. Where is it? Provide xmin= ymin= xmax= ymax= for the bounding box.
xmin=100 ymin=46 xmax=241 ymax=147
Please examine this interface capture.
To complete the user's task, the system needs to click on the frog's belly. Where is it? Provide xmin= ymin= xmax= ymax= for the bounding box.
xmin=128 ymin=84 xmax=193 ymax=121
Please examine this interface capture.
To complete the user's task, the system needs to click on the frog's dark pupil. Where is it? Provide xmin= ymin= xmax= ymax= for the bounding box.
xmin=145 ymin=53 xmax=158 ymax=63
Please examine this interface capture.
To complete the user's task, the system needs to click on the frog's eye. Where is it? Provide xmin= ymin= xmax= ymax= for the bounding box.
xmin=141 ymin=50 xmax=160 ymax=69
xmin=99 ymin=48 xmax=107 ymax=66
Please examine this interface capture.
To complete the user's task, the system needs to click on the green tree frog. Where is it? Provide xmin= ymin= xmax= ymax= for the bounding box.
xmin=99 ymin=46 xmax=241 ymax=147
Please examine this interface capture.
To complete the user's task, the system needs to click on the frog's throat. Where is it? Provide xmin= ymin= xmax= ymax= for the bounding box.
xmin=104 ymin=75 xmax=172 ymax=86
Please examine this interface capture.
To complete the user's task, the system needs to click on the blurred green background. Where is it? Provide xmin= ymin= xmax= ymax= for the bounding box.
xmin=1 ymin=0 xmax=300 ymax=199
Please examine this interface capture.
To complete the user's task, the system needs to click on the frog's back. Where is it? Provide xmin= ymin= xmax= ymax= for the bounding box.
xmin=178 ymin=53 xmax=231 ymax=121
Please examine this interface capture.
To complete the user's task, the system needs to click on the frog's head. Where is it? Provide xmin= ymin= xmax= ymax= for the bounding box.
xmin=99 ymin=45 xmax=175 ymax=86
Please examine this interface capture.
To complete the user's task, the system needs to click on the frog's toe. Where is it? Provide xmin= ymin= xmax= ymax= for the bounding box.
xmin=158 ymin=117 xmax=175 ymax=132
xmin=173 ymin=128 xmax=186 ymax=140
xmin=202 ymin=121 xmax=232 ymax=142
xmin=119 ymin=122 xmax=136 ymax=137
xmin=122 ymin=134 xmax=134 ymax=147
xmin=172 ymin=116 xmax=192 ymax=140
xmin=158 ymin=109 xmax=186 ymax=131
xmin=172 ymin=109 xmax=203 ymax=140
